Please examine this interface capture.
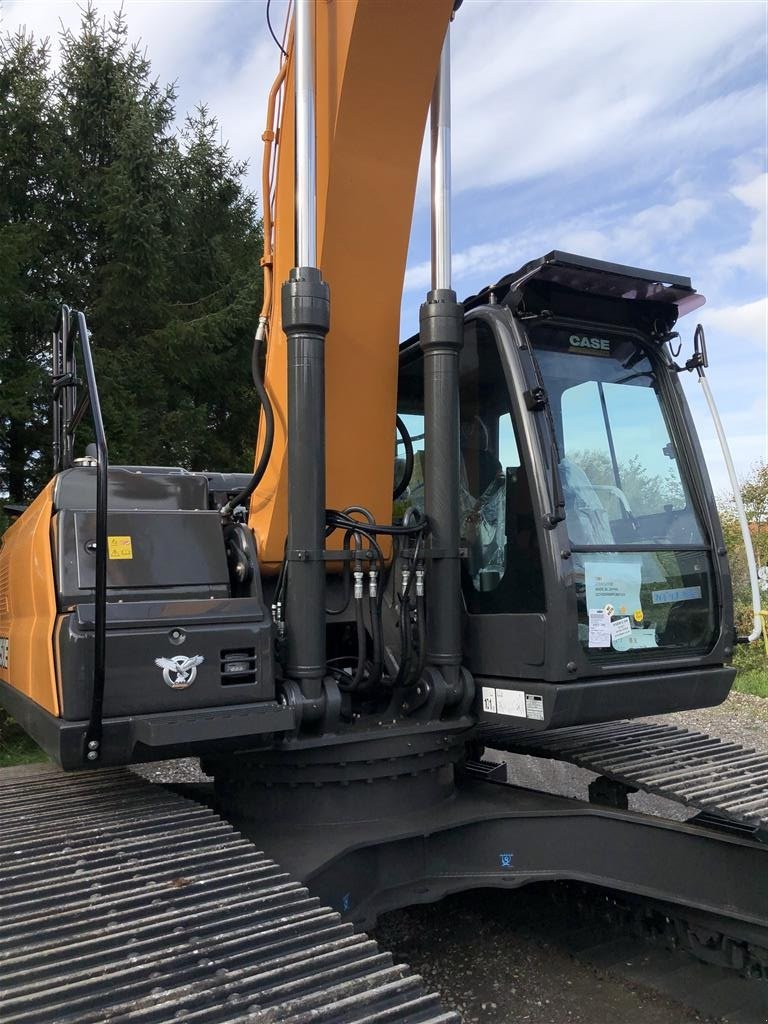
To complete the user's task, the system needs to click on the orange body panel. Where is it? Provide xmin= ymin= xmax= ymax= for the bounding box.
xmin=249 ymin=0 xmax=455 ymax=567
xmin=0 ymin=482 xmax=59 ymax=714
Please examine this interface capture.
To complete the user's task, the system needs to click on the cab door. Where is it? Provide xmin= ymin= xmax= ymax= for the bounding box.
xmin=456 ymin=311 xmax=556 ymax=680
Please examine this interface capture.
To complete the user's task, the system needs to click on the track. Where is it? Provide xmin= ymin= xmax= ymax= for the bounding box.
xmin=0 ymin=764 xmax=457 ymax=1024
xmin=480 ymin=719 xmax=768 ymax=834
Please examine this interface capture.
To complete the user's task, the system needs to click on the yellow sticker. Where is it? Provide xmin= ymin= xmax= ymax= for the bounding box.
xmin=108 ymin=535 xmax=133 ymax=560
xmin=634 ymin=609 xmax=644 ymax=622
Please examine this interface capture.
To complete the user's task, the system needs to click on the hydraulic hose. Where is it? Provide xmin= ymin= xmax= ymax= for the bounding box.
xmin=220 ymin=336 xmax=276 ymax=517
xmin=393 ymin=415 xmax=415 ymax=499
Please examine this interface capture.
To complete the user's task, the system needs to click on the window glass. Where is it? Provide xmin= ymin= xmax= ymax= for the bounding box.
xmin=528 ymin=321 xmax=716 ymax=658
xmin=458 ymin=320 xmax=545 ymax=613
xmin=531 ymin=328 xmax=703 ymax=547
xmin=395 ymin=413 xmax=425 ymax=513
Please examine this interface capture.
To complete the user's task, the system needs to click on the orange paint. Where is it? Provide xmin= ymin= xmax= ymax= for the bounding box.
xmin=249 ymin=0 xmax=455 ymax=568
xmin=0 ymin=482 xmax=59 ymax=714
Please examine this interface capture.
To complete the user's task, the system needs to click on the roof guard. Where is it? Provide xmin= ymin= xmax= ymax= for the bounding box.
xmin=463 ymin=250 xmax=706 ymax=318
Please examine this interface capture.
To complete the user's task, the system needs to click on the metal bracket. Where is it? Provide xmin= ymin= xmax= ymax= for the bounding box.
xmin=287 ymin=549 xmax=376 ymax=562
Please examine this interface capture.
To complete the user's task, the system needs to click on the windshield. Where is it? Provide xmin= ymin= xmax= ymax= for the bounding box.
xmin=528 ymin=321 xmax=716 ymax=659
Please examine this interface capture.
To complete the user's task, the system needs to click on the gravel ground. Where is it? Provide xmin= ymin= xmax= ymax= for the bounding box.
xmin=132 ymin=691 xmax=767 ymax=1023
xmin=374 ymin=890 xmax=722 ymax=1024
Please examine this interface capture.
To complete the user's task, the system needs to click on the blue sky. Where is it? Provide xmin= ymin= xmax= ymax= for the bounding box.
xmin=4 ymin=0 xmax=766 ymax=495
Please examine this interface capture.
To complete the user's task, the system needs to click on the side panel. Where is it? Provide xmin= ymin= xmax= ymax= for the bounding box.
xmin=0 ymin=483 xmax=59 ymax=714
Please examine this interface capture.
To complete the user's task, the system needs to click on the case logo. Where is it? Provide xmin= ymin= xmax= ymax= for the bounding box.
xmin=0 ymin=637 xmax=8 ymax=670
xmin=569 ymin=334 xmax=611 ymax=352
xmin=154 ymin=654 xmax=204 ymax=689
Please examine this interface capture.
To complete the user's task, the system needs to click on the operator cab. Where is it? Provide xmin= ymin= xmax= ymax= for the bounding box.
xmin=397 ymin=252 xmax=735 ymax=728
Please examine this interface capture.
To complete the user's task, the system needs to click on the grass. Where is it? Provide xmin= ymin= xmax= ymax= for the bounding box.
xmin=0 ymin=710 xmax=47 ymax=768
xmin=732 ymin=641 xmax=768 ymax=698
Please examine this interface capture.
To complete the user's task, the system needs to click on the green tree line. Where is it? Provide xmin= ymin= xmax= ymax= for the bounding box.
xmin=0 ymin=5 xmax=263 ymax=510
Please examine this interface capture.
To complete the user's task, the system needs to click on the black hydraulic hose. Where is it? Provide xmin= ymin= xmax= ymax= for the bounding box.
xmin=368 ymin=588 xmax=382 ymax=685
xmin=393 ymin=415 xmax=414 ymax=500
xmin=221 ymin=335 xmax=275 ymax=517
xmin=392 ymin=529 xmax=423 ymax=689
xmin=326 ymin=508 xmax=426 ymax=537
xmin=394 ymin=583 xmax=414 ymax=689
xmin=411 ymin=592 xmax=426 ymax=687
xmin=325 ymin=530 xmax=353 ymax=615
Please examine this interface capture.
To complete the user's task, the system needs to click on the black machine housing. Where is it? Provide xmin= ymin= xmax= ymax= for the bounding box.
xmin=4 ymin=253 xmax=735 ymax=770
xmin=397 ymin=252 xmax=735 ymax=731
xmin=30 ymin=465 xmax=293 ymax=768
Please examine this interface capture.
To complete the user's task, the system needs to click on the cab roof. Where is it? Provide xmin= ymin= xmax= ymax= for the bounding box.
xmin=462 ymin=250 xmax=705 ymax=318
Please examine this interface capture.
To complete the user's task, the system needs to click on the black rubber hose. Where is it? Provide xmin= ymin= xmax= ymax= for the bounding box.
xmin=346 ymin=574 xmax=368 ymax=691
xmin=325 ymin=508 xmax=426 ymax=537
xmin=368 ymin=588 xmax=382 ymax=685
xmin=221 ymin=334 xmax=275 ymax=517
xmin=393 ymin=415 xmax=414 ymax=500
xmin=326 ymin=531 xmax=353 ymax=615
xmin=411 ymin=592 xmax=426 ymax=687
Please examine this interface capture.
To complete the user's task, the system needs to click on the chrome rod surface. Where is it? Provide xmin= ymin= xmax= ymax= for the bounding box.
xmin=294 ymin=0 xmax=317 ymax=267
xmin=430 ymin=28 xmax=452 ymax=291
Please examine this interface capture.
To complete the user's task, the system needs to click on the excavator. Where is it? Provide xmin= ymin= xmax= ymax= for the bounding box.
xmin=1 ymin=2 xmax=766 ymax=1020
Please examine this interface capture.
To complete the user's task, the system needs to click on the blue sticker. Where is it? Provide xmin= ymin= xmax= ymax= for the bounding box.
xmin=651 ymin=586 xmax=702 ymax=605
xmin=341 ymin=893 xmax=351 ymax=912
xmin=499 ymin=853 xmax=513 ymax=868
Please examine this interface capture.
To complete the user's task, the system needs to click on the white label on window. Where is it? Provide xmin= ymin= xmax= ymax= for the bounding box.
xmin=496 ymin=688 xmax=527 ymax=718
xmin=610 ymin=616 xmax=632 ymax=644
xmin=585 ymin=560 xmax=641 ymax=617
xmin=588 ymin=609 xmax=611 ymax=648
xmin=613 ymin=627 xmax=659 ymax=652
xmin=481 ymin=686 xmax=497 ymax=714
xmin=525 ymin=693 xmax=544 ymax=720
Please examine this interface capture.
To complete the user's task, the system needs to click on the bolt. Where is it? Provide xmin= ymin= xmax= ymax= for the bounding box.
xmin=87 ymin=740 xmax=99 ymax=750
xmin=87 ymin=750 xmax=98 ymax=761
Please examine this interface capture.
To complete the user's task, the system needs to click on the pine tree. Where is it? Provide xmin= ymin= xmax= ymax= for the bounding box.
xmin=0 ymin=3 xmax=264 ymax=503
xmin=0 ymin=30 xmax=61 ymax=501
xmin=150 ymin=106 xmax=263 ymax=470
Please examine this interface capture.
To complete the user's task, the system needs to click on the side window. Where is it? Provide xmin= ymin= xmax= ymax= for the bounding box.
xmin=460 ymin=320 xmax=545 ymax=614
xmin=396 ymin=413 xmax=425 ymax=513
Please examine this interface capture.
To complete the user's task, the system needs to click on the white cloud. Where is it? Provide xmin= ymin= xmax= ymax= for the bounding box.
xmin=405 ymin=195 xmax=712 ymax=293
xmin=704 ymin=297 xmax=768 ymax=346
xmin=446 ymin=0 xmax=766 ymax=195
xmin=713 ymin=173 xmax=768 ymax=278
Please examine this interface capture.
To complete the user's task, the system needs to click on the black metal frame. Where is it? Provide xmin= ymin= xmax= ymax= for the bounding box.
xmin=225 ymin=773 xmax=768 ymax=953
xmin=52 ymin=306 xmax=109 ymax=761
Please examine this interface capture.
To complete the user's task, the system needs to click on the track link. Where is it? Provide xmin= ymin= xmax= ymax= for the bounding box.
xmin=480 ymin=719 xmax=768 ymax=833
xmin=0 ymin=764 xmax=457 ymax=1024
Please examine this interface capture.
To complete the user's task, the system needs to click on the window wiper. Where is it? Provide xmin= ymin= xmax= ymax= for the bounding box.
xmin=544 ymin=441 xmax=566 ymax=529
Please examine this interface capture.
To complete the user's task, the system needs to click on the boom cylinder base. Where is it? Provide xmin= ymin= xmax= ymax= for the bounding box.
xmin=419 ymin=288 xmax=464 ymax=671
xmin=283 ymin=267 xmax=330 ymax=699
